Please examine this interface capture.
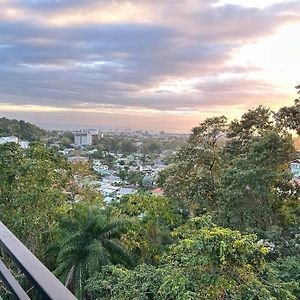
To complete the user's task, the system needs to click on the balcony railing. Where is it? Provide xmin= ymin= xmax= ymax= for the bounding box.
xmin=0 ymin=221 xmax=77 ymax=299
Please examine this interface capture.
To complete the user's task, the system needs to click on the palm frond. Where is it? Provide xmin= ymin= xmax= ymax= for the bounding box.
xmin=102 ymin=239 xmax=134 ymax=268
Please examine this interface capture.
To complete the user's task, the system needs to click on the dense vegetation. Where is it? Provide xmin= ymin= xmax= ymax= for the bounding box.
xmin=0 ymin=91 xmax=299 ymax=299
xmin=0 ymin=117 xmax=46 ymax=141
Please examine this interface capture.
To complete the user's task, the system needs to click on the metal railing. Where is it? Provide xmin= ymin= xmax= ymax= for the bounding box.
xmin=0 ymin=221 xmax=77 ymax=299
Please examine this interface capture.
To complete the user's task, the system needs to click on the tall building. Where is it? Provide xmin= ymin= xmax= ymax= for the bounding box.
xmin=74 ymin=130 xmax=102 ymax=146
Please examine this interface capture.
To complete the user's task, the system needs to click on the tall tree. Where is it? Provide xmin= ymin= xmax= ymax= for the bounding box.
xmin=275 ymin=85 xmax=300 ymax=135
xmin=162 ymin=116 xmax=227 ymax=215
xmin=54 ymin=207 xmax=132 ymax=299
xmin=219 ymin=130 xmax=295 ymax=233
xmin=224 ymin=105 xmax=274 ymax=159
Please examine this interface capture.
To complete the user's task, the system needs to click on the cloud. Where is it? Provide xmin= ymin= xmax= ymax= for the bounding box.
xmin=0 ymin=0 xmax=299 ymax=130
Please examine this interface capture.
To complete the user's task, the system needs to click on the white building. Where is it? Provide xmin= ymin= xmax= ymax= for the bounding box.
xmin=19 ymin=141 xmax=30 ymax=149
xmin=92 ymin=160 xmax=109 ymax=173
xmin=291 ymin=159 xmax=300 ymax=179
xmin=74 ymin=130 xmax=103 ymax=146
xmin=0 ymin=136 xmax=19 ymax=144
xmin=74 ymin=131 xmax=93 ymax=146
xmin=0 ymin=136 xmax=29 ymax=149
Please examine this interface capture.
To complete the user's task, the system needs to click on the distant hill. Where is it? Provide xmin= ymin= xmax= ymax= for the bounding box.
xmin=0 ymin=117 xmax=47 ymax=141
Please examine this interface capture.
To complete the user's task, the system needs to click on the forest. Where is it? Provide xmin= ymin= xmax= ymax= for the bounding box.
xmin=0 ymin=117 xmax=46 ymax=141
xmin=0 ymin=94 xmax=299 ymax=299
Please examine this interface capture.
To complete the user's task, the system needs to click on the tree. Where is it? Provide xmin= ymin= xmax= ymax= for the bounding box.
xmin=0 ymin=117 xmax=46 ymax=140
xmin=127 ymin=171 xmax=143 ymax=186
xmin=274 ymin=85 xmax=300 ymax=135
xmin=0 ymin=142 xmax=70 ymax=256
xmin=219 ymin=130 xmax=296 ymax=233
xmin=112 ymin=195 xmax=181 ymax=264
xmin=87 ymin=216 xmax=297 ymax=299
xmin=162 ymin=116 xmax=227 ymax=215
xmin=272 ymin=256 xmax=300 ymax=298
xmin=162 ymin=105 xmax=299 ymax=235
xmin=120 ymin=140 xmax=137 ymax=154
xmin=224 ymin=105 xmax=274 ymax=159
xmin=54 ymin=207 xmax=133 ymax=299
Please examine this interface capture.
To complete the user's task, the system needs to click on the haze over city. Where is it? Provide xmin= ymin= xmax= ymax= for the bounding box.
xmin=0 ymin=0 xmax=300 ymax=132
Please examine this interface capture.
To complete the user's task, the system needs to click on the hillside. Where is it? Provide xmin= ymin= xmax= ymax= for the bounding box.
xmin=0 ymin=117 xmax=46 ymax=141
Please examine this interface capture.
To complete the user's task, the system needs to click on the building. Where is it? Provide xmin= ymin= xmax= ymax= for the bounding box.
xmin=151 ymin=187 xmax=164 ymax=196
xmin=19 ymin=141 xmax=30 ymax=149
xmin=116 ymin=187 xmax=137 ymax=198
xmin=74 ymin=131 xmax=93 ymax=146
xmin=67 ymin=156 xmax=89 ymax=163
xmin=74 ymin=130 xmax=103 ymax=146
xmin=0 ymin=136 xmax=19 ymax=144
xmin=0 ymin=136 xmax=30 ymax=149
xmin=291 ymin=159 xmax=300 ymax=179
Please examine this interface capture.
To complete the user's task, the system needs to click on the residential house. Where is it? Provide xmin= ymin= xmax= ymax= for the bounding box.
xmin=291 ymin=159 xmax=300 ymax=179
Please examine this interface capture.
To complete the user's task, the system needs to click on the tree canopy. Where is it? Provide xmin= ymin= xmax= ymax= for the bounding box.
xmin=0 ymin=117 xmax=46 ymax=140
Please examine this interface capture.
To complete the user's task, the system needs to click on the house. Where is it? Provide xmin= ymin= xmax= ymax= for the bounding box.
xmin=151 ymin=187 xmax=164 ymax=196
xmin=96 ymin=184 xmax=120 ymax=197
xmin=140 ymin=166 xmax=154 ymax=174
xmin=59 ymin=148 xmax=73 ymax=155
xmin=87 ymin=149 xmax=98 ymax=155
xmin=104 ymin=196 xmax=114 ymax=204
xmin=116 ymin=187 xmax=137 ymax=198
xmin=291 ymin=159 xmax=300 ymax=179
xmin=96 ymin=169 xmax=112 ymax=176
xmin=67 ymin=156 xmax=89 ymax=163
xmin=0 ymin=136 xmax=19 ymax=144
xmin=19 ymin=141 xmax=30 ymax=149
xmin=0 ymin=136 xmax=30 ymax=149
xmin=92 ymin=160 xmax=109 ymax=173
xmin=102 ymin=175 xmax=122 ymax=184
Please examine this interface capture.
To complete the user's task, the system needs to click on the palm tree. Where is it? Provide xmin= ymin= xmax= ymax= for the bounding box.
xmin=54 ymin=207 xmax=133 ymax=299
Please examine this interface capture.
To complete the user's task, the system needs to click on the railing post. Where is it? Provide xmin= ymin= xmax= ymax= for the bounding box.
xmin=0 ymin=221 xmax=77 ymax=300
xmin=0 ymin=259 xmax=30 ymax=300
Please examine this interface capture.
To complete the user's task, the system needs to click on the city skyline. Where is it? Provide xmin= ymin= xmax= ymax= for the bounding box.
xmin=0 ymin=0 xmax=300 ymax=132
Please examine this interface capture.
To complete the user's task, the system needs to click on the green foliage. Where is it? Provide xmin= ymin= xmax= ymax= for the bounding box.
xmin=87 ymin=217 xmax=296 ymax=299
xmin=127 ymin=171 xmax=144 ymax=186
xmin=112 ymin=195 xmax=181 ymax=264
xmin=162 ymin=116 xmax=227 ymax=215
xmin=162 ymin=105 xmax=299 ymax=235
xmin=224 ymin=106 xmax=274 ymax=158
xmin=120 ymin=140 xmax=138 ymax=154
xmin=0 ymin=117 xmax=46 ymax=140
xmin=60 ymin=131 xmax=74 ymax=147
xmin=86 ymin=264 xmax=162 ymax=300
xmin=275 ymin=85 xmax=300 ymax=134
xmin=271 ymin=256 xmax=300 ymax=298
xmin=0 ymin=142 xmax=69 ymax=255
xmin=218 ymin=130 xmax=295 ymax=232
xmin=54 ymin=207 xmax=133 ymax=299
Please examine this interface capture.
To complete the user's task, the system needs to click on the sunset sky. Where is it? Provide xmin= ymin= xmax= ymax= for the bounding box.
xmin=0 ymin=0 xmax=299 ymax=132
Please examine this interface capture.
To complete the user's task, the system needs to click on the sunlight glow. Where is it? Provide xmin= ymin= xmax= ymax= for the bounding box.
xmin=231 ymin=22 xmax=300 ymax=101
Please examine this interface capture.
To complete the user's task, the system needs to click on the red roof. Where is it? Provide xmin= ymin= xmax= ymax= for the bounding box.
xmin=151 ymin=188 xmax=163 ymax=194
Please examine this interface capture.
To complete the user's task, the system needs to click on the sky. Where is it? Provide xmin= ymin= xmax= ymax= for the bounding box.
xmin=0 ymin=0 xmax=299 ymax=132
